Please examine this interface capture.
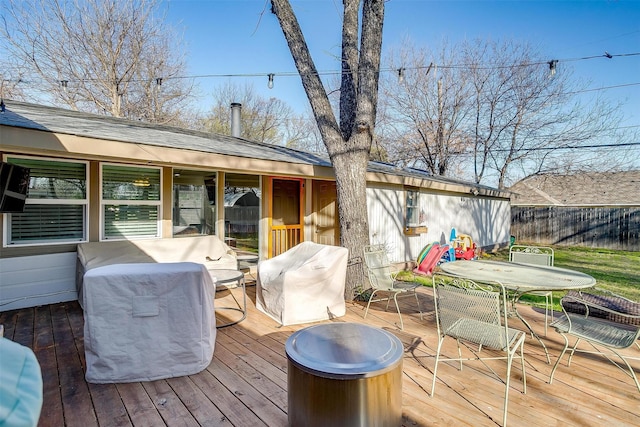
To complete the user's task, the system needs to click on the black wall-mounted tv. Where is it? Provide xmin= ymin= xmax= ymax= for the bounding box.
xmin=0 ymin=161 xmax=31 ymax=213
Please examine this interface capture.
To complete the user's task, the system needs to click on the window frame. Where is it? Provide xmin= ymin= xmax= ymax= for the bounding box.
xmin=100 ymin=163 xmax=163 ymax=241
xmin=2 ymin=155 xmax=89 ymax=247
xmin=405 ymin=187 xmax=420 ymax=228
xmin=404 ymin=187 xmax=427 ymax=235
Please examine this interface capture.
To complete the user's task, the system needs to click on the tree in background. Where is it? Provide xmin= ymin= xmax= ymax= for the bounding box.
xmin=2 ymin=0 xmax=193 ymax=126
xmin=271 ymin=0 xmax=384 ymax=299
xmin=0 ymin=63 xmax=29 ymax=102
xmin=463 ymin=39 xmax=625 ymax=188
xmin=379 ymin=40 xmax=471 ymax=176
xmin=380 ymin=39 xmax=629 ymax=189
xmin=199 ymin=81 xmax=295 ymax=144
xmin=282 ymin=111 xmax=328 ymax=155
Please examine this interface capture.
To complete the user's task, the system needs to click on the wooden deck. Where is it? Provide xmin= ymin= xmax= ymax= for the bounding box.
xmin=2 ymin=282 xmax=639 ymax=427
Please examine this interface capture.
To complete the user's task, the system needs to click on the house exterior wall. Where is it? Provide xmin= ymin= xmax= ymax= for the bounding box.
xmin=0 ymin=252 xmax=77 ymax=310
xmin=1 ymin=103 xmax=511 ymax=310
xmin=366 ymin=183 xmax=511 ymax=264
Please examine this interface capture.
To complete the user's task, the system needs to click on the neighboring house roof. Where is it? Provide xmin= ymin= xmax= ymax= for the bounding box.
xmin=0 ymin=100 xmax=505 ymax=197
xmin=509 ymin=172 xmax=640 ymax=206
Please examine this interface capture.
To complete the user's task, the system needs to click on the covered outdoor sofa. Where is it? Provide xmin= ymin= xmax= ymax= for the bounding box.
xmin=75 ymin=235 xmax=236 ymax=383
xmin=76 ymin=235 xmax=237 ymax=305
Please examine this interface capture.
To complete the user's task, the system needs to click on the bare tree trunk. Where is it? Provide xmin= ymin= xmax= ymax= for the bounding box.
xmin=332 ymin=135 xmax=372 ymax=300
xmin=271 ymin=0 xmax=384 ymax=299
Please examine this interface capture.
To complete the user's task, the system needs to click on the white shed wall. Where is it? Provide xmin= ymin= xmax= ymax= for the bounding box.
xmin=366 ymin=185 xmax=510 ymax=263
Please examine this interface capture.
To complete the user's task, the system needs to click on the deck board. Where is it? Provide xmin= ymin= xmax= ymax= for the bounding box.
xmin=1 ymin=282 xmax=639 ymax=427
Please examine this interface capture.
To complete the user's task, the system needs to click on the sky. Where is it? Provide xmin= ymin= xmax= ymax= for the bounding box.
xmin=163 ymin=0 xmax=640 ymax=131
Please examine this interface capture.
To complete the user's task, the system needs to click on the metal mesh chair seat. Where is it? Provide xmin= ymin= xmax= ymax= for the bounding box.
xmin=552 ymin=314 xmax=639 ymax=349
xmin=388 ymin=281 xmax=421 ymax=292
xmin=444 ymin=318 xmax=524 ymax=352
xmin=549 ymin=289 xmax=640 ymax=393
xmin=431 ymin=274 xmax=527 ymax=427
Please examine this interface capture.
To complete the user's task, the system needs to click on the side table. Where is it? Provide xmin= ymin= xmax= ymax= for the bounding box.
xmin=236 ymin=254 xmax=259 ymax=283
xmin=207 ymin=268 xmax=246 ymax=328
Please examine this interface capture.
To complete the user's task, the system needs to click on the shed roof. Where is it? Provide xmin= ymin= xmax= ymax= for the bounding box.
xmin=509 ymin=171 xmax=640 ymax=206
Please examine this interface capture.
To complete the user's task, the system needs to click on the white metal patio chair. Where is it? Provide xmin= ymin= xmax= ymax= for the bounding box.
xmin=549 ymin=289 xmax=640 ymax=392
xmin=509 ymin=245 xmax=554 ymax=335
xmin=362 ymin=245 xmax=423 ymax=330
xmin=431 ymin=273 xmax=527 ymax=427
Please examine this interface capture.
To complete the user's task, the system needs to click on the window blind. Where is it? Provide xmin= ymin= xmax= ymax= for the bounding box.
xmin=6 ymin=157 xmax=88 ymax=245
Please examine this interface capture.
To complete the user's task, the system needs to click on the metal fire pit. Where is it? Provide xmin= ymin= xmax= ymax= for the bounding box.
xmin=286 ymin=322 xmax=403 ymax=427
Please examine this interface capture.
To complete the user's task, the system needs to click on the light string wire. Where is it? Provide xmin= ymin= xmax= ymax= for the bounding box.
xmin=3 ymin=51 xmax=639 ymax=86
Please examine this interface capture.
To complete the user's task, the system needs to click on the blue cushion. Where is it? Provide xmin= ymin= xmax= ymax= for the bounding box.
xmin=0 ymin=337 xmax=43 ymax=427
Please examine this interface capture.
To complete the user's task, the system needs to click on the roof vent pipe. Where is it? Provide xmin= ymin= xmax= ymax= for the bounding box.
xmin=231 ymin=103 xmax=242 ymax=137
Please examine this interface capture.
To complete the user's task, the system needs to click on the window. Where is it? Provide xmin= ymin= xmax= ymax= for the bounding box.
xmin=405 ymin=188 xmax=427 ymax=235
xmin=405 ymin=188 xmax=420 ymax=227
xmin=172 ymin=171 xmax=216 ymax=237
xmin=101 ymin=164 xmax=161 ymax=240
xmin=225 ymin=174 xmax=260 ymax=252
xmin=4 ymin=156 xmax=88 ymax=246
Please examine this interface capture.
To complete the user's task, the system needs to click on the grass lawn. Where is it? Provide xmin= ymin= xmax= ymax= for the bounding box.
xmin=481 ymin=245 xmax=640 ymax=302
xmin=399 ymin=245 xmax=640 ymax=305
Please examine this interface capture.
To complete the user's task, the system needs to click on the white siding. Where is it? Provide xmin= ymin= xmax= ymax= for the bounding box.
xmin=0 ymin=252 xmax=77 ymax=311
xmin=367 ymin=185 xmax=510 ymax=263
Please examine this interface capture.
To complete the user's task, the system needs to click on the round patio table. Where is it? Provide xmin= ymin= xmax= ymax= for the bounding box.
xmin=440 ymin=260 xmax=596 ymax=362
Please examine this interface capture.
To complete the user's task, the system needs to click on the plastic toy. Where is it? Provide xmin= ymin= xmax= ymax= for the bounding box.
xmin=450 ymin=228 xmax=477 ymax=260
xmin=414 ymin=242 xmax=450 ymax=276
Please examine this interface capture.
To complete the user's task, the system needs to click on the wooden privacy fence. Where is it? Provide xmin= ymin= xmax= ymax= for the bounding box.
xmin=511 ymin=206 xmax=640 ymax=251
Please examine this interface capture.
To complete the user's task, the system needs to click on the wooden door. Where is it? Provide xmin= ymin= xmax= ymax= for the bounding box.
xmin=313 ymin=181 xmax=339 ymax=246
xmin=269 ymin=178 xmax=303 ymax=257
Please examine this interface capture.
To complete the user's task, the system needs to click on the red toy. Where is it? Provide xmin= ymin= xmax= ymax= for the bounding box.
xmin=452 ymin=233 xmax=477 ymax=260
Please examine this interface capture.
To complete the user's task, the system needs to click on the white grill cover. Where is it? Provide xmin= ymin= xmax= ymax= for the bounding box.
xmin=82 ymin=262 xmax=216 ymax=383
xmin=256 ymin=242 xmax=348 ymax=326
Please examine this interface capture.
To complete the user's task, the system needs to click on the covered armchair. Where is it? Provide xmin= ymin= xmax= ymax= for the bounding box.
xmin=256 ymin=242 xmax=349 ymax=326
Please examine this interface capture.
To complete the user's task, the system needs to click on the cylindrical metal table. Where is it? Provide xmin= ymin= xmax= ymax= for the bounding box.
xmin=286 ymin=322 xmax=403 ymax=427
xmin=207 ymin=268 xmax=246 ymax=328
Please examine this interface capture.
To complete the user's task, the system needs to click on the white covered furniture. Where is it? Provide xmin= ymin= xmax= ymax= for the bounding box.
xmin=256 ymin=242 xmax=349 ymax=326
xmin=76 ymin=235 xmax=237 ymax=307
xmin=82 ymin=262 xmax=216 ymax=383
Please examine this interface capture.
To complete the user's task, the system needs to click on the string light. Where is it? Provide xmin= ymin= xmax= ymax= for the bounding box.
xmin=7 ymin=51 xmax=638 ymax=87
xmin=425 ymin=62 xmax=433 ymax=76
